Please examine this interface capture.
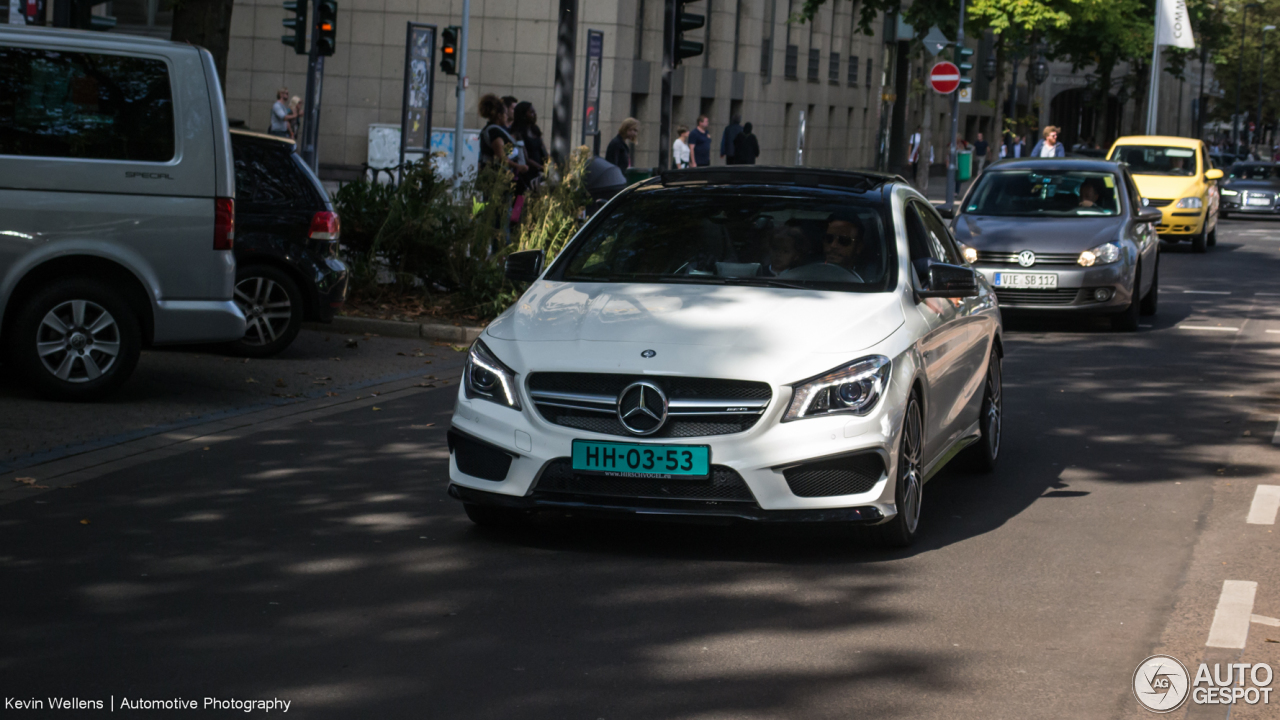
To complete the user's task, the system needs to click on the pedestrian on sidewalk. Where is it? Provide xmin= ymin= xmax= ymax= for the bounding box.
xmin=672 ymin=125 xmax=692 ymax=168
xmin=908 ymin=125 xmax=923 ymax=179
xmin=973 ymin=132 xmax=988 ymax=176
xmin=268 ymin=88 xmax=298 ymax=138
xmin=502 ymin=96 xmax=518 ymax=129
xmin=733 ymin=122 xmax=760 ymax=165
xmin=1031 ymin=126 xmax=1064 ymax=158
xmin=689 ymin=115 xmax=713 ymax=168
xmin=478 ymin=94 xmax=526 ymax=176
xmin=511 ymin=101 xmax=547 ymax=192
xmin=720 ymin=114 xmax=743 ymax=165
xmin=606 ymin=117 xmax=639 ymax=169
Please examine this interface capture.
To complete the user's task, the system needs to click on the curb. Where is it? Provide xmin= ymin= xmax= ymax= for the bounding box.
xmin=304 ymin=315 xmax=484 ymax=343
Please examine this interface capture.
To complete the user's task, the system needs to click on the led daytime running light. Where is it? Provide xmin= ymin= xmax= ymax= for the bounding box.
xmin=465 ymin=340 xmax=520 ymax=409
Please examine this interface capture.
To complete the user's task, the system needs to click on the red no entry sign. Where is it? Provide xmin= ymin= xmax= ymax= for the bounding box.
xmin=930 ymin=61 xmax=960 ymax=94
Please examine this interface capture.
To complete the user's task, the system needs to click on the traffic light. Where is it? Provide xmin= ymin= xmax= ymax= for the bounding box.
xmin=316 ymin=0 xmax=337 ymax=57
xmin=440 ymin=25 xmax=459 ymax=75
xmin=956 ymin=45 xmax=975 ymax=87
xmin=282 ymin=0 xmax=307 ymax=55
xmin=674 ymin=0 xmax=704 ymax=65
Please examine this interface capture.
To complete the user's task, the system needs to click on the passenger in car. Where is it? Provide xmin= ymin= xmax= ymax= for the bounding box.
xmin=766 ymin=227 xmax=807 ymax=275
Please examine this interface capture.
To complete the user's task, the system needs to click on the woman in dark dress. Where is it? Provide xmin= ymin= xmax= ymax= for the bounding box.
xmin=478 ymin=93 xmax=526 ymax=176
xmin=511 ymin=101 xmax=547 ymax=194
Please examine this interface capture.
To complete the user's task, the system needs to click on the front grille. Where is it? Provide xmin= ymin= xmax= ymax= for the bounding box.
xmin=1146 ymin=198 xmax=1173 ymax=207
xmin=994 ymin=288 xmax=1081 ymax=306
xmin=976 ymin=251 xmax=1079 ymax=266
xmin=784 ymin=453 xmax=885 ymax=497
xmin=527 ymin=373 xmax=772 ymax=438
xmin=534 ymin=458 xmax=757 ymax=502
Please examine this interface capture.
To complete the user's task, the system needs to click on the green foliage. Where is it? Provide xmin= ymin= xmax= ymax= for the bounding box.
xmin=516 ymin=147 xmax=592 ymax=260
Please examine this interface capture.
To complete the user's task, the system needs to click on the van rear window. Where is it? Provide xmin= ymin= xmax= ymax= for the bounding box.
xmin=0 ymin=47 xmax=175 ymax=162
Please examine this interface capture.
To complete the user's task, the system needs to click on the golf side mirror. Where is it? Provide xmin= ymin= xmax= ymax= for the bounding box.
xmin=505 ymin=250 xmax=545 ymax=283
xmin=1136 ymin=206 xmax=1163 ymax=223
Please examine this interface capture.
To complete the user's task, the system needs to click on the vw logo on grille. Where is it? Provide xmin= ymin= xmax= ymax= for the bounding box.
xmin=1016 ymin=250 xmax=1036 ymax=267
xmin=617 ymin=381 xmax=668 ymax=436
xmin=641 ymin=349 xmax=656 ymax=358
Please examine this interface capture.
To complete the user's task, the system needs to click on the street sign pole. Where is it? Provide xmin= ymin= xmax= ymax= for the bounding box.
xmin=945 ymin=0 xmax=965 ymax=211
xmin=452 ymin=0 xmax=469 ymax=185
xmin=299 ymin=0 xmax=324 ymax=173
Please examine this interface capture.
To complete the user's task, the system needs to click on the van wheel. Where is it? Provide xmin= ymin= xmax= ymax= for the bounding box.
xmin=228 ymin=265 xmax=303 ymax=358
xmin=11 ymin=279 xmax=142 ymax=401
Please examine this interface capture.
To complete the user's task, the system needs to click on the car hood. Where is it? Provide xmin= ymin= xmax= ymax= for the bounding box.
xmin=1129 ymin=173 xmax=1200 ymax=200
xmin=484 ymin=281 xmax=906 ymax=380
xmin=953 ymin=215 xmax=1121 ymax=253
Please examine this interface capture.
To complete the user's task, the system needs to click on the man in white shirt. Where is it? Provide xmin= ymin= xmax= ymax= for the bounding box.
xmin=269 ymin=88 xmax=295 ymax=138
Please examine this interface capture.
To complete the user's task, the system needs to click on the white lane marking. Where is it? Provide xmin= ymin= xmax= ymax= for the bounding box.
xmin=1257 ymin=292 xmax=1280 ymax=296
xmin=1253 ymin=614 xmax=1280 ymax=627
xmin=1183 ymin=290 xmax=1233 ymax=295
xmin=1267 ymin=329 xmax=1280 ymax=334
xmin=1178 ymin=325 xmax=1240 ymax=332
xmin=1206 ymin=580 xmax=1258 ymax=649
xmin=1246 ymin=485 xmax=1280 ymax=525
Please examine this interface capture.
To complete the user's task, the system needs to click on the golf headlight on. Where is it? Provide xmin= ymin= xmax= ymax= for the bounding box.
xmin=784 ymin=356 xmax=891 ymax=421
xmin=960 ymin=244 xmax=978 ymax=264
xmin=1221 ymin=189 xmax=1239 ymax=196
xmin=1078 ymin=242 xmax=1121 ymax=267
xmin=1175 ymin=197 xmax=1203 ymax=209
xmin=464 ymin=340 xmax=521 ymax=409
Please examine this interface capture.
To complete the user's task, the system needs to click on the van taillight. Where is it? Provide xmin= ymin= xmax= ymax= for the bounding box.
xmin=309 ymin=211 xmax=340 ymax=242
xmin=214 ymin=198 xmax=235 ymax=250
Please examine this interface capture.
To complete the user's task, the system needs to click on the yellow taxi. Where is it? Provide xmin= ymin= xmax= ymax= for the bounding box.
xmin=1107 ymin=136 xmax=1223 ymax=253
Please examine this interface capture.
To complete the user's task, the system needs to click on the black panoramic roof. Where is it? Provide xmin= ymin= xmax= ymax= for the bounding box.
xmin=655 ymin=166 xmax=903 ymax=193
xmin=987 ymin=157 xmax=1124 ymax=173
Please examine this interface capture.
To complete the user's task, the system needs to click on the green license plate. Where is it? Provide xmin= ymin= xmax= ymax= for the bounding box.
xmin=571 ymin=440 xmax=710 ymax=478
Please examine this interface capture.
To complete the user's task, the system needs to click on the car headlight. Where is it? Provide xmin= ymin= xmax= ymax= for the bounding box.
xmin=464 ymin=340 xmax=521 ymax=410
xmin=1221 ymin=189 xmax=1239 ymax=196
xmin=1175 ymin=197 xmax=1203 ymax=209
xmin=784 ymin=356 xmax=891 ymax=421
xmin=1078 ymin=242 xmax=1122 ymax=267
xmin=960 ymin=244 xmax=978 ymax=264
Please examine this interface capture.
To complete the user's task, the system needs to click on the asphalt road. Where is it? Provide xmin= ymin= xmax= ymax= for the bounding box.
xmin=2 ymin=220 xmax=1279 ymax=719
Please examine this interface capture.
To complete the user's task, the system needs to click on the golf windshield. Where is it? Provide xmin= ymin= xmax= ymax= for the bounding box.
xmin=551 ymin=188 xmax=895 ymax=292
xmin=964 ymin=170 xmax=1122 ymax=217
xmin=1108 ymin=145 xmax=1197 ymax=176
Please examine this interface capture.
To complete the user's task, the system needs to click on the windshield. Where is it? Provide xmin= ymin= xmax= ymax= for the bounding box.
xmin=1109 ymin=145 xmax=1197 ymax=176
xmin=1229 ymin=164 xmax=1279 ymax=180
xmin=964 ymin=170 xmax=1123 ymax=217
xmin=552 ymin=189 xmax=894 ymax=292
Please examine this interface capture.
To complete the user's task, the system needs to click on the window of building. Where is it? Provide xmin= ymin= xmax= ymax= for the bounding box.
xmin=0 ymin=46 xmax=175 ymax=162
xmin=760 ymin=0 xmax=776 ymax=79
xmin=866 ymin=58 xmax=873 ymax=88
xmin=807 ymin=48 xmax=820 ymax=82
xmin=785 ymin=45 xmax=799 ymax=80
xmin=848 ymin=55 xmax=859 ymax=87
xmin=829 ymin=52 xmax=840 ymax=84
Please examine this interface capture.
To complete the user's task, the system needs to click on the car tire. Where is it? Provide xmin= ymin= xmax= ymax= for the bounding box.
xmin=1140 ymin=260 xmax=1159 ymax=317
xmin=1207 ymin=225 xmax=1217 ymax=247
xmin=870 ymin=393 xmax=924 ymax=548
xmin=10 ymin=278 xmax=142 ymax=401
xmin=228 ymin=265 xmax=304 ymax=358
xmin=1220 ymin=211 xmax=1229 ymax=220
xmin=1111 ymin=268 xmax=1142 ymax=332
xmin=1191 ymin=228 xmax=1208 ymax=253
xmin=463 ymin=503 xmax=527 ymax=528
xmin=959 ymin=350 xmax=1002 ymax=473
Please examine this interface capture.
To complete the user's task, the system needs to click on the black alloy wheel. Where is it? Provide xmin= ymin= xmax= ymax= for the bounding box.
xmin=11 ymin=278 xmax=142 ymax=401
xmin=228 ymin=265 xmax=304 ymax=358
xmin=872 ymin=394 xmax=925 ymax=548
xmin=960 ymin=351 xmax=1002 ymax=473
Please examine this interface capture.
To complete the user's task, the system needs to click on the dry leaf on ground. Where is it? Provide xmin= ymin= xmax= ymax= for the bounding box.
xmin=13 ymin=477 xmax=49 ymax=489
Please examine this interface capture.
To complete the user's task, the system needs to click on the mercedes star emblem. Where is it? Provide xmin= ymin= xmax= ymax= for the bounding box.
xmin=641 ymin=349 xmax=656 ymax=358
xmin=1016 ymin=250 xmax=1036 ymax=267
xmin=617 ymin=381 xmax=668 ymax=436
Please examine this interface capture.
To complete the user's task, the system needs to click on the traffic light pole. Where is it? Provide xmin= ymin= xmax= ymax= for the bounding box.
xmin=299 ymin=0 xmax=324 ymax=173
xmin=945 ymin=0 xmax=965 ymax=211
xmin=659 ymin=0 xmax=674 ymax=170
xmin=452 ymin=0 xmax=469 ymax=185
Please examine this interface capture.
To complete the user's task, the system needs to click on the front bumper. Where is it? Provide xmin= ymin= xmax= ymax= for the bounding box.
xmin=1156 ymin=208 xmax=1206 ymax=236
xmin=1221 ymin=197 xmax=1280 ymax=215
xmin=975 ymin=264 xmax=1133 ymax=312
xmin=445 ymin=359 xmax=915 ymax=521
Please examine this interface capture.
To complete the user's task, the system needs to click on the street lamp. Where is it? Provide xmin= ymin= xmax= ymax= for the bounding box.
xmin=1257 ymin=25 xmax=1276 ymax=153
xmin=1236 ymin=2 xmax=1261 ymax=150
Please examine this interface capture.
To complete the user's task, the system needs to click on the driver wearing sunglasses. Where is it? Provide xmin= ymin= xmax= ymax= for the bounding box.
xmin=823 ymin=212 xmax=868 ymax=277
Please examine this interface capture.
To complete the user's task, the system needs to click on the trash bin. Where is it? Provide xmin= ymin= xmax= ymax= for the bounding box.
xmin=957 ymin=150 xmax=973 ymax=182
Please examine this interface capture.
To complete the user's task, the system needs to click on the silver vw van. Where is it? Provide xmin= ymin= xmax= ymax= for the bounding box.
xmin=0 ymin=27 xmax=245 ymax=400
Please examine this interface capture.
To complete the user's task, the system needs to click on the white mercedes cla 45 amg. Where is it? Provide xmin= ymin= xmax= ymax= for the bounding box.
xmin=447 ymin=168 xmax=1003 ymax=546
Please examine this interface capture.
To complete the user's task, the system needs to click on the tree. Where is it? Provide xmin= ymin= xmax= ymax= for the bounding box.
xmin=170 ymin=0 xmax=235 ymax=92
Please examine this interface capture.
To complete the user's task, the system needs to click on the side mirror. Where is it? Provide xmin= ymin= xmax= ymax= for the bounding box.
xmin=1205 ymin=168 xmax=1224 ymax=181
xmin=935 ymin=204 xmax=955 ymax=219
xmin=1136 ymin=206 xmax=1163 ymax=223
xmin=505 ymin=250 xmax=545 ymax=283
xmin=916 ymin=259 xmax=980 ymax=298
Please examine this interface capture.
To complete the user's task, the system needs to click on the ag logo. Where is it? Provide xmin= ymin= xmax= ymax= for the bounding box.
xmin=1016 ymin=250 xmax=1036 ymax=267
xmin=1133 ymin=655 xmax=1190 ymax=713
